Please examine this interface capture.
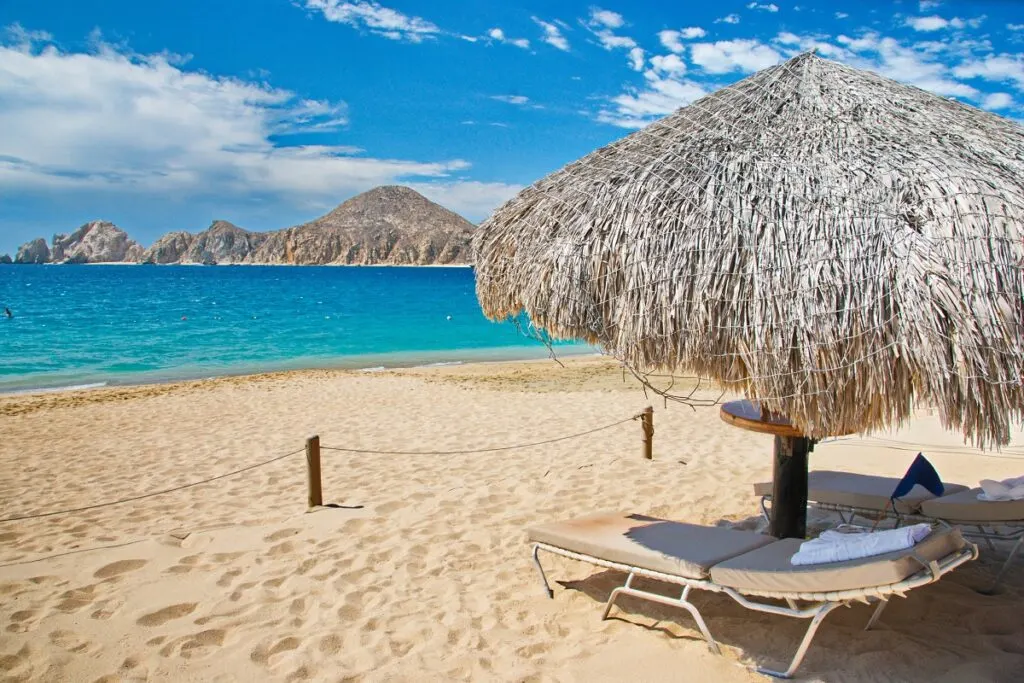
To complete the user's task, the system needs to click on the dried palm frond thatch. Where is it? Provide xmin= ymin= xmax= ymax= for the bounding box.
xmin=474 ymin=52 xmax=1024 ymax=448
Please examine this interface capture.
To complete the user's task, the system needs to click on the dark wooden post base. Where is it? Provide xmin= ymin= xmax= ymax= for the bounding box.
xmin=770 ymin=435 xmax=813 ymax=539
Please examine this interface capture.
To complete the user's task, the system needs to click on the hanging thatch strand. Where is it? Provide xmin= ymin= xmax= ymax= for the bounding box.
xmin=473 ymin=52 xmax=1024 ymax=449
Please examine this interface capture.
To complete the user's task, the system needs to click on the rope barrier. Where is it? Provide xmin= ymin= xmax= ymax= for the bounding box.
xmin=320 ymin=413 xmax=643 ymax=456
xmin=0 ymin=447 xmax=306 ymax=524
xmin=0 ymin=412 xmax=644 ymax=524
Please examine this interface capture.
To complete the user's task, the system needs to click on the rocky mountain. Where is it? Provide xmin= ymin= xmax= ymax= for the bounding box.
xmin=15 ymin=238 xmax=50 ymax=264
xmin=0 ymin=254 xmax=11 ymax=264
xmin=142 ymin=231 xmax=194 ymax=264
xmin=51 ymin=221 xmax=145 ymax=264
xmin=249 ymin=186 xmax=475 ymax=265
xmin=10 ymin=185 xmax=476 ymax=265
xmin=185 ymin=221 xmax=267 ymax=264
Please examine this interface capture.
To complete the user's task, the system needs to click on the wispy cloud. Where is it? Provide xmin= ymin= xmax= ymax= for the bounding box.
xmin=490 ymin=94 xmax=530 ymax=105
xmin=532 ymin=17 xmax=570 ymax=51
xmin=584 ymin=7 xmax=644 ymax=70
xmin=953 ymin=54 xmax=1024 ymax=89
xmin=690 ymin=39 xmax=782 ymax=74
xmin=659 ymin=27 xmax=706 ymax=53
xmin=303 ymin=1 xmax=440 ymax=42
xmin=596 ymin=70 xmax=706 ymax=128
xmin=981 ymin=92 xmax=1014 ymax=110
xmin=746 ymin=3 xmax=779 ymax=12
xmin=905 ymin=15 xmax=986 ymax=32
xmin=919 ymin=1 xmax=943 ymax=10
xmin=715 ymin=14 xmax=741 ymax=25
xmin=0 ymin=30 xmax=520 ymax=221
xmin=487 ymin=27 xmax=529 ymax=49
xmin=835 ymin=12 xmax=849 ymax=20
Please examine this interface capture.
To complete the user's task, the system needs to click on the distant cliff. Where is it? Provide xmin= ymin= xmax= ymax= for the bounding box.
xmin=0 ymin=254 xmax=11 ymax=265
xmin=249 ymin=186 xmax=474 ymax=265
xmin=15 ymin=238 xmax=50 ymax=264
xmin=13 ymin=186 xmax=476 ymax=266
xmin=51 ymin=221 xmax=145 ymax=264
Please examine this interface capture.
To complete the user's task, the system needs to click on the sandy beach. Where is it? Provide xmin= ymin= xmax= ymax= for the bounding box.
xmin=0 ymin=357 xmax=1021 ymax=682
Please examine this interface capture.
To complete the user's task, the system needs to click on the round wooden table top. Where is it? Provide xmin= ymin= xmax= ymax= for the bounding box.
xmin=719 ymin=399 xmax=807 ymax=438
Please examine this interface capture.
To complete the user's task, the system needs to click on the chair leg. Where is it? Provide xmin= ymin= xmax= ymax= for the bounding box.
xmin=601 ymin=577 xmax=721 ymax=655
xmin=602 ymin=572 xmax=634 ymax=619
xmin=985 ymin=535 xmax=1023 ymax=594
xmin=757 ymin=602 xmax=842 ymax=679
xmin=532 ymin=545 xmax=553 ymax=598
xmin=863 ymin=598 xmax=888 ymax=631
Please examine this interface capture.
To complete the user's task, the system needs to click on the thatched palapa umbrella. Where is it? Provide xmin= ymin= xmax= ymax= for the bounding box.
xmin=473 ymin=52 xmax=1024 ymax=538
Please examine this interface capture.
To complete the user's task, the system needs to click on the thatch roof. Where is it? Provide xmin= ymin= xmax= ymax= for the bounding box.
xmin=474 ymin=52 xmax=1024 ymax=448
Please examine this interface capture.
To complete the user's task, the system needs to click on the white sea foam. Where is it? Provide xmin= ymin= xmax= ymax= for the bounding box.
xmin=5 ymin=382 xmax=109 ymax=396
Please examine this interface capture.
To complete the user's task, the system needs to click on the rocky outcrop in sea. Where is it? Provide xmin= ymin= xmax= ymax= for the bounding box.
xmin=186 ymin=221 xmax=267 ymax=265
xmin=142 ymin=231 xmax=194 ymax=264
xmin=51 ymin=221 xmax=145 ymax=264
xmin=0 ymin=254 xmax=11 ymax=264
xmin=15 ymin=238 xmax=50 ymax=264
xmin=10 ymin=185 xmax=476 ymax=266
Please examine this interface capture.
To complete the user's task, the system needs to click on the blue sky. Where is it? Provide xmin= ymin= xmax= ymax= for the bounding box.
xmin=0 ymin=0 xmax=1022 ymax=253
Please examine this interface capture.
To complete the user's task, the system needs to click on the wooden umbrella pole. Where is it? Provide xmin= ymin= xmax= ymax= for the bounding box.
xmin=770 ymin=435 xmax=812 ymax=539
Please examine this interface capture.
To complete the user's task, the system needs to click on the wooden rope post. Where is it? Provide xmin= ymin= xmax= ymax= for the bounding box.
xmin=641 ymin=406 xmax=654 ymax=460
xmin=306 ymin=434 xmax=323 ymax=509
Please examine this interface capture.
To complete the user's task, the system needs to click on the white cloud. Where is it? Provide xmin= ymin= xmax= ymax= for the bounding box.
xmin=650 ymin=54 xmax=687 ymax=75
xmin=691 ymin=39 xmax=782 ymax=74
xmin=715 ymin=14 xmax=741 ymax=25
xmin=490 ymin=94 xmax=531 ymax=105
xmin=628 ymin=47 xmax=645 ymax=71
xmin=659 ymin=27 xmax=706 ymax=53
xmin=981 ymin=92 xmax=1014 ymax=110
xmin=487 ymin=27 xmax=530 ymax=49
xmin=532 ymin=17 xmax=570 ymax=51
xmin=747 ymin=3 xmax=779 ymax=12
xmin=906 ymin=15 xmax=985 ymax=32
xmin=4 ymin=23 xmax=52 ymax=50
xmin=589 ymin=9 xmax=625 ymax=29
xmin=1007 ymin=24 xmax=1024 ymax=31
xmin=835 ymin=12 xmax=849 ymax=19
xmin=831 ymin=32 xmax=981 ymax=99
xmin=953 ymin=55 xmax=1024 ymax=89
xmin=597 ymin=71 xmax=707 ymax=128
xmin=776 ymin=32 xmax=802 ymax=45
xmin=658 ymin=30 xmax=685 ymax=53
xmin=304 ymin=1 xmax=439 ymax=42
xmin=410 ymin=181 xmax=523 ymax=220
xmin=584 ymin=7 xmax=643 ymax=70
xmin=0 ymin=32 xmax=518 ymax=222
xmin=919 ymin=1 xmax=942 ymax=10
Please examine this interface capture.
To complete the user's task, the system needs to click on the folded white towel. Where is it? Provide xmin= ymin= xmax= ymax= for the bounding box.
xmin=790 ymin=523 xmax=933 ymax=566
xmin=978 ymin=475 xmax=1024 ymax=501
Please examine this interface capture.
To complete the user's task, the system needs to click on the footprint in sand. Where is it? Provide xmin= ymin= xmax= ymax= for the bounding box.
xmin=250 ymin=636 xmax=301 ymax=667
xmin=137 ymin=603 xmax=198 ymax=627
xmin=94 ymin=559 xmax=147 ymax=580
xmin=264 ymin=528 xmax=301 ymax=543
xmin=48 ymin=628 xmax=97 ymax=654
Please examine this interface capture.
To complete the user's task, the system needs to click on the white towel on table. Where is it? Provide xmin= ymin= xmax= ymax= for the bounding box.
xmin=790 ymin=523 xmax=933 ymax=566
xmin=978 ymin=475 xmax=1024 ymax=501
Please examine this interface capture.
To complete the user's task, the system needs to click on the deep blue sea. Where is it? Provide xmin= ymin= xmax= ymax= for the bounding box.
xmin=0 ymin=265 xmax=589 ymax=393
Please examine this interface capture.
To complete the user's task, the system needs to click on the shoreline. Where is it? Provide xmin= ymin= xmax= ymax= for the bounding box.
xmin=0 ymin=349 xmax=607 ymax=405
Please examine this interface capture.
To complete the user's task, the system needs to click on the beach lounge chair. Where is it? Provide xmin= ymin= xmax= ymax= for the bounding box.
xmin=528 ymin=512 xmax=976 ymax=678
xmin=753 ymin=471 xmax=1024 ymax=589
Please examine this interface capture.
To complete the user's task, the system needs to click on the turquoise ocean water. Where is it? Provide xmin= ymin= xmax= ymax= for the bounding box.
xmin=0 ymin=265 xmax=590 ymax=393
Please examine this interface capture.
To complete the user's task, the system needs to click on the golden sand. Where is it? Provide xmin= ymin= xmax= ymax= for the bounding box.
xmin=0 ymin=358 xmax=1021 ymax=681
